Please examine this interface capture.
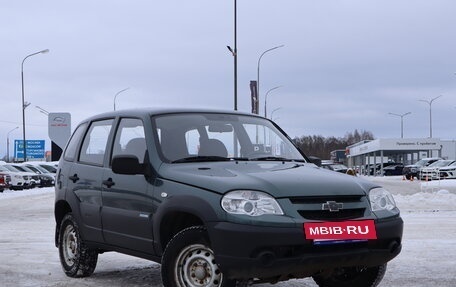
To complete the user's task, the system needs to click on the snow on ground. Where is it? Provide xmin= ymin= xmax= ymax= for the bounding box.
xmin=0 ymin=177 xmax=455 ymax=287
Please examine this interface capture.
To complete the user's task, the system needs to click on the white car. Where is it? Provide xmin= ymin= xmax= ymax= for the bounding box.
xmin=19 ymin=164 xmax=55 ymax=187
xmin=420 ymin=159 xmax=456 ymax=180
xmin=1 ymin=164 xmax=39 ymax=188
xmin=439 ymin=161 xmax=456 ymax=179
xmin=0 ymin=165 xmax=27 ymax=190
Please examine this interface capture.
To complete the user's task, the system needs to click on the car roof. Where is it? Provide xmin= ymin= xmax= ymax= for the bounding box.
xmin=78 ymin=108 xmax=261 ymax=125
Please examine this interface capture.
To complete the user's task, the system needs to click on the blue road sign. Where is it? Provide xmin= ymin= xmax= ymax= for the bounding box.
xmin=14 ymin=140 xmax=45 ymax=160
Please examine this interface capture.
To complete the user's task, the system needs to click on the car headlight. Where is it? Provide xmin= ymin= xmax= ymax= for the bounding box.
xmin=14 ymin=175 xmax=22 ymax=179
xmin=369 ymin=188 xmax=396 ymax=211
xmin=221 ymin=190 xmax=284 ymax=216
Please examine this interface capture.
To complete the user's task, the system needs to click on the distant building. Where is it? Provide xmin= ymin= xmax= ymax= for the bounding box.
xmin=345 ymin=138 xmax=455 ymax=175
xmin=330 ymin=149 xmax=347 ymax=164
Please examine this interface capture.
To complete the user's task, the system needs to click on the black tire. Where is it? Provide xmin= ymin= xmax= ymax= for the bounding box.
xmin=58 ymin=213 xmax=98 ymax=277
xmin=161 ymin=226 xmax=236 ymax=287
xmin=313 ymin=264 xmax=387 ymax=287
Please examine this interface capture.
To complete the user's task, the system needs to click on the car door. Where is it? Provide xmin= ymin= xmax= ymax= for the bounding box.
xmin=70 ymin=119 xmax=114 ymax=243
xmin=101 ymin=118 xmax=155 ymax=254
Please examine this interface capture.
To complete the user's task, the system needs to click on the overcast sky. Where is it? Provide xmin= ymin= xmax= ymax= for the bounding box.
xmin=1 ymin=0 xmax=456 ymax=158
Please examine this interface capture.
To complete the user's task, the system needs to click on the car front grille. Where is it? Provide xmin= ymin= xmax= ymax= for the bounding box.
xmin=289 ymin=195 xmax=369 ymax=221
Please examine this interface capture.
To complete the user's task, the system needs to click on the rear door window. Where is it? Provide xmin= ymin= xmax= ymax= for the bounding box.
xmin=111 ymin=118 xmax=146 ymax=164
xmin=63 ymin=123 xmax=87 ymax=161
xmin=78 ymin=119 xmax=114 ymax=166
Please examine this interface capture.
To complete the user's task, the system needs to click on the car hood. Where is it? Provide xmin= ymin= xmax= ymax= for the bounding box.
xmin=439 ymin=166 xmax=456 ymax=171
xmin=158 ymin=161 xmax=379 ymax=197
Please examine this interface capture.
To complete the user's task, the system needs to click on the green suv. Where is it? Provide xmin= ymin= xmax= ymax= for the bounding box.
xmin=54 ymin=108 xmax=403 ymax=287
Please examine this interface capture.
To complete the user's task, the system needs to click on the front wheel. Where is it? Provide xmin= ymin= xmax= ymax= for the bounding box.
xmin=58 ymin=213 xmax=98 ymax=277
xmin=313 ymin=264 xmax=387 ymax=287
xmin=161 ymin=226 xmax=236 ymax=287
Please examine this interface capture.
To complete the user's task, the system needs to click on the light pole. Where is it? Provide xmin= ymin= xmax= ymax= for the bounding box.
xmin=21 ymin=49 xmax=49 ymax=162
xmin=388 ymin=112 xmax=411 ymax=138
xmin=264 ymin=86 xmax=282 ymax=118
xmin=226 ymin=0 xmax=238 ymax=111
xmin=257 ymin=45 xmax=284 ymax=114
xmin=35 ymin=105 xmax=49 ymax=115
xmin=419 ymin=95 xmax=442 ymax=138
xmin=113 ymin=87 xmax=130 ymax=111
xmin=270 ymin=107 xmax=282 ymax=120
xmin=7 ymin=127 xmax=19 ymax=162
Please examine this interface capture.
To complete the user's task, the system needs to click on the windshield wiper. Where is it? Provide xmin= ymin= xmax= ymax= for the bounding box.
xmin=229 ymin=157 xmax=250 ymax=161
xmin=251 ymin=156 xmax=293 ymax=162
xmin=172 ymin=156 xmax=231 ymax=163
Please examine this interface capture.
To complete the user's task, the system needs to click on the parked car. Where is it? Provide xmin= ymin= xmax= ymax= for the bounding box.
xmin=402 ymin=157 xmax=442 ymax=180
xmin=438 ymin=161 xmax=456 ymax=180
xmin=419 ymin=160 xmax=456 ymax=180
xmin=25 ymin=161 xmax=57 ymax=176
xmin=0 ymin=172 xmax=11 ymax=192
xmin=366 ymin=162 xmax=399 ymax=176
xmin=22 ymin=163 xmax=55 ymax=177
xmin=0 ymin=165 xmax=27 ymax=190
xmin=381 ymin=163 xmax=404 ymax=176
xmin=321 ymin=162 xmax=349 ymax=173
xmin=7 ymin=164 xmax=40 ymax=188
xmin=15 ymin=164 xmax=55 ymax=187
xmin=55 ymin=108 xmax=403 ymax=287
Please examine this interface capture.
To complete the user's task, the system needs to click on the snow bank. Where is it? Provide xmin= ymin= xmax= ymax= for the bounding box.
xmin=0 ymin=187 xmax=54 ymax=200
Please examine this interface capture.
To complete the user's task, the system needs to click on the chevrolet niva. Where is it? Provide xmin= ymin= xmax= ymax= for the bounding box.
xmin=54 ymin=108 xmax=403 ymax=287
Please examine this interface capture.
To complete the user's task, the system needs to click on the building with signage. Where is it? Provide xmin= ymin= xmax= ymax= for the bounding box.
xmin=345 ymin=138 xmax=456 ymax=175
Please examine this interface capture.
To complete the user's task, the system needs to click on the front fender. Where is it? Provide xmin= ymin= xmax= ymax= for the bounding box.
xmin=153 ymin=192 xmax=224 ymax=254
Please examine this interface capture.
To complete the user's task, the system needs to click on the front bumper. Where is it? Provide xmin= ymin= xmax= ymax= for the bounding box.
xmin=208 ymin=217 xmax=403 ymax=280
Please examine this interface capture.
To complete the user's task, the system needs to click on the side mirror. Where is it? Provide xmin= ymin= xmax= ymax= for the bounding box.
xmin=112 ymin=155 xmax=144 ymax=175
xmin=308 ymin=156 xmax=322 ymax=167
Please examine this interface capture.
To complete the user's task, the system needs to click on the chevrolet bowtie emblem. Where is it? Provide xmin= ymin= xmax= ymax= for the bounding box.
xmin=322 ymin=201 xmax=343 ymax=212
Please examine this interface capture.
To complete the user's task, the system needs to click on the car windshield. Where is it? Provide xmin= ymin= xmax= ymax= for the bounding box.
xmin=27 ymin=165 xmax=49 ymax=174
xmin=152 ymin=113 xmax=306 ymax=163
xmin=2 ymin=165 xmax=21 ymax=172
xmin=428 ymin=160 xmax=454 ymax=167
xmin=414 ymin=159 xmax=436 ymax=166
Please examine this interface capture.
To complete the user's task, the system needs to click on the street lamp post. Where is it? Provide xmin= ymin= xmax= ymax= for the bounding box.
xmin=21 ymin=49 xmax=49 ymax=162
xmin=388 ymin=112 xmax=411 ymax=138
xmin=7 ymin=127 xmax=19 ymax=162
xmin=257 ymin=45 xmax=284 ymax=114
xmin=35 ymin=105 xmax=49 ymax=115
xmin=226 ymin=0 xmax=238 ymax=111
xmin=264 ymin=86 xmax=282 ymax=118
xmin=113 ymin=87 xmax=130 ymax=111
xmin=419 ymin=95 xmax=442 ymax=138
xmin=270 ymin=107 xmax=282 ymax=120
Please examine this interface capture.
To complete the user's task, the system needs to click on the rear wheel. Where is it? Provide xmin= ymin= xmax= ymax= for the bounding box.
xmin=313 ymin=264 xmax=387 ymax=287
xmin=58 ymin=213 xmax=98 ymax=277
xmin=161 ymin=226 xmax=236 ymax=287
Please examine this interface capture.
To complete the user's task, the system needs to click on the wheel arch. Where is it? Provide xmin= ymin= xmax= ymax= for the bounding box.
xmin=153 ymin=195 xmax=220 ymax=255
xmin=54 ymin=200 xmax=72 ymax=247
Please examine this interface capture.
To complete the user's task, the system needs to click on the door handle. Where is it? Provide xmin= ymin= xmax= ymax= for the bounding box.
xmin=102 ymin=178 xmax=115 ymax=188
xmin=69 ymin=174 xmax=79 ymax=183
